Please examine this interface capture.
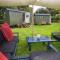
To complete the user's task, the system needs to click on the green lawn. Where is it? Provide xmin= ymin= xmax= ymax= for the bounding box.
xmin=12 ymin=23 xmax=60 ymax=56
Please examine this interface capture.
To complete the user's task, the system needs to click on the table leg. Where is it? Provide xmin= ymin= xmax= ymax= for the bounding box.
xmin=47 ymin=42 xmax=58 ymax=52
xmin=28 ymin=43 xmax=31 ymax=51
xmin=43 ymin=42 xmax=45 ymax=45
xmin=47 ymin=42 xmax=51 ymax=51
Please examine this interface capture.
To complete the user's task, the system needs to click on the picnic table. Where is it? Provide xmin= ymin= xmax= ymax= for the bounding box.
xmin=27 ymin=36 xmax=58 ymax=52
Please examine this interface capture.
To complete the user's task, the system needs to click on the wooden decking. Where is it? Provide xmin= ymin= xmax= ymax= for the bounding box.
xmin=31 ymin=52 xmax=60 ymax=60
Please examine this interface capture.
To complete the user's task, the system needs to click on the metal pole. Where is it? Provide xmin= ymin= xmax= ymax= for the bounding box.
xmin=31 ymin=5 xmax=34 ymax=37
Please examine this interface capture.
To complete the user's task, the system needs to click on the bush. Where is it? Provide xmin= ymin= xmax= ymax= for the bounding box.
xmin=51 ymin=15 xmax=60 ymax=22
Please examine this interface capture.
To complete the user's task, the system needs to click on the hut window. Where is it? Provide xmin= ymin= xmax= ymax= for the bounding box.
xmin=26 ymin=15 xmax=29 ymax=17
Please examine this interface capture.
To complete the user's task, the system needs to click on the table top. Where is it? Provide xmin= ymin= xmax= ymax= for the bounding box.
xmin=27 ymin=36 xmax=56 ymax=43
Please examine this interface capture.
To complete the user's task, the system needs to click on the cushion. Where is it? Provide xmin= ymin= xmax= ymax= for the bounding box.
xmin=0 ymin=30 xmax=6 ymax=46
xmin=0 ymin=36 xmax=18 ymax=55
xmin=0 ymin=52 xmax=8 ymax=60
xmin=0 ymin=31 xmax=3 ymax=44
xmin=1 ymin=22 xmax=14 ymax=42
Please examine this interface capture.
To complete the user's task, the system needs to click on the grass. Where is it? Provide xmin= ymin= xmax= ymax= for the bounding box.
xmin=12 ymin=23 xmax=60 ymax=56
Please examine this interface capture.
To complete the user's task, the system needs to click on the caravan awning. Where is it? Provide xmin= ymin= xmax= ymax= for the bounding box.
xmin=0 ymin=0 xmax=60 ymax=9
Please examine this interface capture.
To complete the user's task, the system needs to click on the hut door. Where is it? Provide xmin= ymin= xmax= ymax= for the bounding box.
xmin=25 ymin=12 xmax=30 ymax=24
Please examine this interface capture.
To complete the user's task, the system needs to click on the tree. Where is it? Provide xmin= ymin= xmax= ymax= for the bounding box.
xmin=36 ymin=8 xmax=49 ymax=14
xmin=17 ymin=6 xmax=32 ymax=12
xmin=47 ymin=8 xmax=60 ymax=22
xmin=0 ymin=7 xmax=6 ymax=19
xmin=47 ymin=8 xmax=59 ymax=16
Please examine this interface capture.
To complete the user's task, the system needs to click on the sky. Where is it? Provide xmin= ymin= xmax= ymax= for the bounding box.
xmin=39 ymin=0 xmax=59 ymax=3
xmin=0 ymin=0 xmax=60 ymax=9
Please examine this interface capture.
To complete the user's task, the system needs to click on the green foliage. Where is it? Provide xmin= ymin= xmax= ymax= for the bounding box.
xmin=47 ymin=8 xmax=59 ymax=16
xmin=51 ymin=15 xmax=60 ymax=22
xmin=0 ymin=8 xmax=4 ymax=19
xmin=36 ymin=8 xmax=60 ymax=16
xmin=0 ymin=7 xmax=6 ymax=19
xmin=17 ymin=6 xmax=32 ymax=12
xmin=36 ymin=8 xmax=49 ymax=14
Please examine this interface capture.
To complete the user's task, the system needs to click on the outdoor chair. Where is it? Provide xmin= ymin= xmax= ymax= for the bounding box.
xmin=0 ymin=23 xmax=19 ymax=60
xmin=0 ymin=36 xmax=18 ymax=55
xmin=0 ymin=22 xmax=30 ymax=60
xmin=51 ymin=32 xmax=60 ymax=41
